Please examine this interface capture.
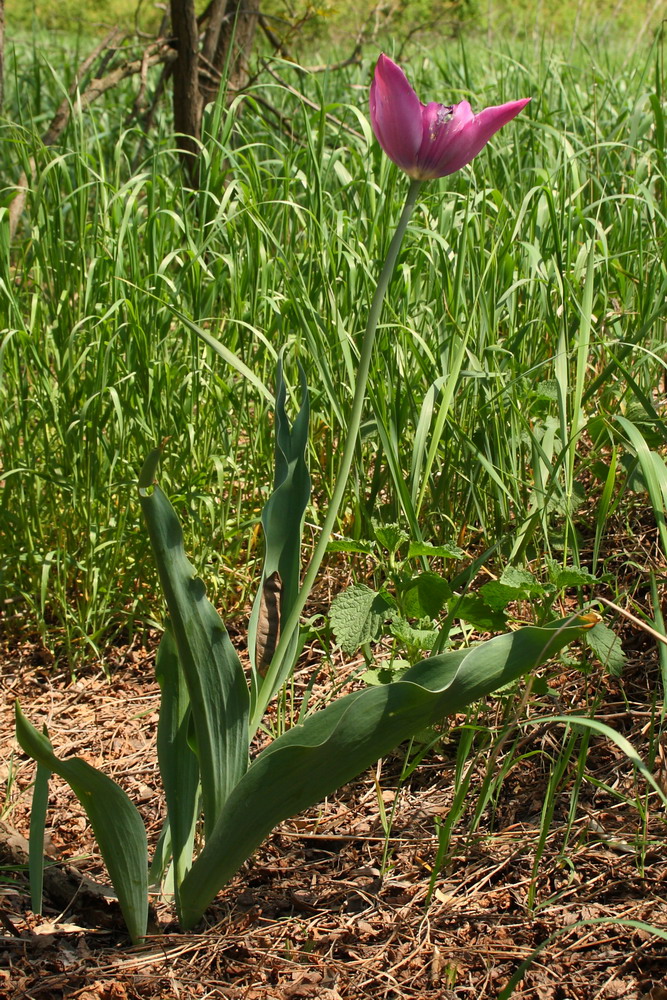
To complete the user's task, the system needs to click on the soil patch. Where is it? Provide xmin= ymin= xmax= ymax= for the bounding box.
xmin=2 ymin=626 xmax=667 ymax=999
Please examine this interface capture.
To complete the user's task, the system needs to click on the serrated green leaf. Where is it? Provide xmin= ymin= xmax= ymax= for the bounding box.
xmin=532 ymin=379 xmax=559 ymax=402
xmin=550 ymin=481 xmax=586 ymax=517
xmin=585 ymin=622 xmax=626 ymax=676
xmin=402 ymin=572 xmax=451 ymax=619
xmin=548 ymin=560 xmax=598 ymax=588
xmin=16 ymin=704 xmax=148 ymax=943
xmin=479 ymin=581 xmax=524 ymax=611
xmin=326 ymin=539 xmax=374 ymax=554
xmin=407 ymin=540 xmax=465 ymax=560
xmin=499 ymin=567 xmax=542 ymax=591
xmin=455 ymin=595 xmax=507 ymax=631
xmin=140 ymin=481 xmax=249 ymax=837
xmin=389 ymin=617 xmax=438 ymax=651
xmin=480 ymin=568 xmax=547 ymax=612
xmin=361 ymin=659 xmax=411 ymax=686
xmin=330 ymin=584 xmax=394 ymax=654
xmin=178 ymin=616 xmax=592 ymax=928
xmin=372 ymin=520 xmax=409 ymax=554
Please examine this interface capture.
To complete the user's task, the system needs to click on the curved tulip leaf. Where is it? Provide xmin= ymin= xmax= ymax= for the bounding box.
xmin=248 ymin=359 xmax=310 ymax=701
xmin=179 ymin=615 xmax=592 ymax=927
xmin=15 ymin=703 xmax=148 ymax=943
xmin=139 ymin=472 xmax=249 ymax=837
xmin=154 ymin=627 xmax=200 ymax=912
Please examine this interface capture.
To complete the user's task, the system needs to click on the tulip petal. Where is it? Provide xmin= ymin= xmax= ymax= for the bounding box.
xmin=369 ymin=54 xmax=423 ymax=174
xmin=417 ymin=98 xmax=531 ymax=178
xmin=369 ymin=54 xmax=530 ymax=180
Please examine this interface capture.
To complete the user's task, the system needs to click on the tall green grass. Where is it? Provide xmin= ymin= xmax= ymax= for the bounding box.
xmin=1 ymin=32 xmax=665 ymax=668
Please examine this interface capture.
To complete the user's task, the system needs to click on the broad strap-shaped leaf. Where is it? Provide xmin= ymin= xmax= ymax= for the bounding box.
xmin=154 ymin=627 xmax=200 ymax=912
xmin=15 ymin=703 xmax=148 ymax=943
xmin=248 ymin=359 xmax=310 ymax=698
xmin=140 ymin=474 xmax=249 ymax=837
xmin=179 ymin=616 xmax=593 ymax=927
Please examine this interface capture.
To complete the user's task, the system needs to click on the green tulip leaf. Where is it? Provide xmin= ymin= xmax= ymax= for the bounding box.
xmin=28 ymin=731 xmax=50 ymax=916
xmin=179 ymin=615 xmax=592 ymax=928
xmin=248 ymin=358 xmax=310 ymax=697
xmin=140 ymin=478 xmax=249 ymax=837
xmin=154 ymin=627 xmax=200 ymax=912
xmin=15 ymin=703 xmax=148 ymax=943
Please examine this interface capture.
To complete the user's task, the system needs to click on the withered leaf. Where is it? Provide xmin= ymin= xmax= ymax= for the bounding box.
xmin=255 ymin=571 xmax=282 ymax=676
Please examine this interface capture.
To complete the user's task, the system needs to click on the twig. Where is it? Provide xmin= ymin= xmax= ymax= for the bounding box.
xmin=257 ymin=13 xmax=291 ymax=59
xmin=596 ymin=595 xmax=667 ymax=647
xmin=133 ymin=53 xmax=173 ymax=137
xmin=44 ymin=29 xmax=124 ymax=148
xmin=250 ymin=93 xmax=301 ymax=144
xmin=131 ymin=42 xmax=154 ymax=116
xmin=262 ymin=63 xmax=364 ymax=141
xmin=299 ymin=46 xmax=363 ymax=74
xmin=258 ymin=13 xmax=363 ymax=73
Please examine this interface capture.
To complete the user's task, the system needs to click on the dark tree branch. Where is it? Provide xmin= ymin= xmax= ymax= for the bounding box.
xmin=262 ymin=63 xmax=365 ymax=140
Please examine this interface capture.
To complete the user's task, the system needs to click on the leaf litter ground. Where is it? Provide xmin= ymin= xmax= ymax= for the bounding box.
xmin=2 ymin=582 xmax=667 ymax=998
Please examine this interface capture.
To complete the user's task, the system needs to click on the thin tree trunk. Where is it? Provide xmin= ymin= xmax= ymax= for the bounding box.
xmin=169 ymin=0 xmax=202 ymax=168
xmin=213 ymin=0 xmax=259 ymax=97
xmin=201 ymin=0 xmax=228 ymax=66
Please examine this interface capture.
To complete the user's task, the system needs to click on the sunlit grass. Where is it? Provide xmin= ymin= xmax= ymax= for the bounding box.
xmin=1 ymin=33 xmax=665 ymax=674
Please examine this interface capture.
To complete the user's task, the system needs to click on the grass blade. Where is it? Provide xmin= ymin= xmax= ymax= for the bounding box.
xmin=498 ymin=918 xmax=667 ymax=999
xmin=615 ymin=415 xmax=667 ymax=555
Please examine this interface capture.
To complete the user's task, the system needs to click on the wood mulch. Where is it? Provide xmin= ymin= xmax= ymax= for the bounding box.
xmin=1 ymin=610 xmax=667 ymax=1000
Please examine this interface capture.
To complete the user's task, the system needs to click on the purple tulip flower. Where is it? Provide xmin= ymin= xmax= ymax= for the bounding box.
xmin=369 ymin=54 xmax=531 ymax=180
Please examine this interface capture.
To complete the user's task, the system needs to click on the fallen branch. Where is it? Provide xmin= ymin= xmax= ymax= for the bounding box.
xmin=0 ymin=820 xmax=124 ymax=928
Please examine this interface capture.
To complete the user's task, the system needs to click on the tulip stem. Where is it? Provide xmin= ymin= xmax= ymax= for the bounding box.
xmin=249 ymin=178 xmax=423 ymax=737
